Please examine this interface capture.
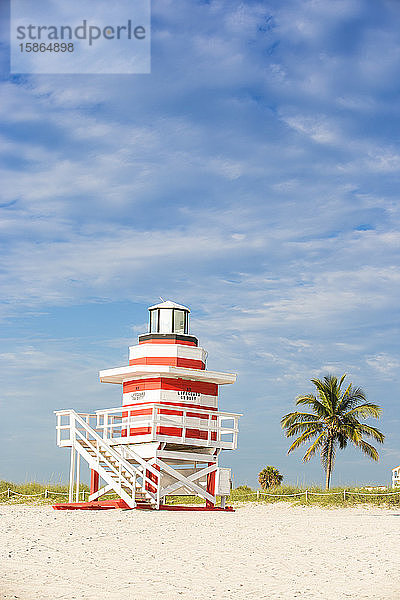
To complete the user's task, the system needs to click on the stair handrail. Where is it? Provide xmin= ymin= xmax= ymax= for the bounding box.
xmin=94 ymin=412 xmax=164 ymax=480
xmin=67 ymin=409 xmax=159 ymax=496
xmin=74 ymin=432 xmax=136 ymax=505
xmin=70 ymin=412 xmax=137 ymax=496
xmin=73 ymin=410 xmax=159 ymax=483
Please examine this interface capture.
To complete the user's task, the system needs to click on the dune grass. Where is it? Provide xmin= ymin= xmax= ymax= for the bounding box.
xmin=0 ymin=480 xmax=89 ymax=505
xmin=1 ymin=480 xmax=399 ymax=507
xmin=166 ymin=484 xmax=400 ymax=507
xmin=229 ymin=485 xmax=400 ymax=507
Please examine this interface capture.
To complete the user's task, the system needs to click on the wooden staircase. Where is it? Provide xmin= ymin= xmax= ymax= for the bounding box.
xmin=56 ymin=410 xmax=159 ymax=509
xmin=76 ymin=439 xmax=154 ymax=509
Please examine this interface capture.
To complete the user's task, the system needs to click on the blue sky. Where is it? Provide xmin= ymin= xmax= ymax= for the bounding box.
xmin=0 ymin=0 xmax=399 ymax=487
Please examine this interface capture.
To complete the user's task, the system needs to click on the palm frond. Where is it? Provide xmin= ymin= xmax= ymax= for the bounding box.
xmin=336 ymin=381 xmax=352 ymax=412
xmin=346 ymin=385 xmax=367 ymax=402
xmin=344 ymin=403 xmax=382 ymax=420
xmin=281 ymin=411 xmax=321 ymax=428
xmin=336 ymin=432 xmax=348 ymax=450
xmin=302 ymin=433 xmax=326 ymax=462
xmin=311 ymin=376 xmax=342 ymax=413
xmin=353 ymin=423 xmax=385 ymax=443
xmin=338 ymin=373 xmax=347 ymax=391
xmin=285 ymin=421 xmax=324 ymax=437
xmin=339 ymin=423 xmax=362 ymax=444
xmin=353 ymin=439 xmax=380 ymax=461
xmin=287 ymin=428 xmax=323 ymax=454
xmin=295 ymin=395 xmax=329 ymax=417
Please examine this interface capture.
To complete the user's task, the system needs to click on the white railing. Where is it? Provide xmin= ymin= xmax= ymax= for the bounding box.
xmin=55 ymin=409 xmax=161 ymax=507
xmin=55 ymin=410 xmax=96 ymax=446
xmin=95 ymin=403 xmax=241 ymax=450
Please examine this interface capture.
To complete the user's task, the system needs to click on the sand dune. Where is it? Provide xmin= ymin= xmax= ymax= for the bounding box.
xmin=1 ymin=503 xmax=399 ymax=600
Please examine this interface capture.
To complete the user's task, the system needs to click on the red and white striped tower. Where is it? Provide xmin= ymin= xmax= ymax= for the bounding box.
xmin=55 ymin=300 xmax=240 ymax=510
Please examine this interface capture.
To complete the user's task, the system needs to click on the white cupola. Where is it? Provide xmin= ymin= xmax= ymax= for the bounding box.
xmin=148 ymin=300 xmax=190 ymax=335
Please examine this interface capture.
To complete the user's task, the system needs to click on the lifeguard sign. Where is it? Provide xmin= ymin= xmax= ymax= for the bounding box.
xmin=54 ymin=300 xmax=241 ymax=510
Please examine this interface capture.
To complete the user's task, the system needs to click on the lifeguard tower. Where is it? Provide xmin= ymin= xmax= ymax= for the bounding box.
xmin=54 ymin=301 xmax=241 ymax=510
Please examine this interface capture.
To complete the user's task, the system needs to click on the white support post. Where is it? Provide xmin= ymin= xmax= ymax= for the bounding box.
xmin=56 ymin=414 xmax=60 ymax=446
xmin=156 ymin=476 xmax=160 ymax=510
xmin=103 ymin=412 xmax=108 ymax=440
xmin=234 ymin=416 xmax=238 ymax=449
xmin=182 ymin=408 xmax=186 ymax=444
xmin=75 ymin=451 xmax=80 ymax=503
xmin=151 ymin=406 xmax=157 ymax=440
xmin=141 ymin=466 xmax=146 ymax=492
xmin=68 ymin=445 xmax=76 ymax=503
xmin=220 ymin=496 xmax=226 ymax=509
xmin=85 ymin=414 xmax=90 ymax=439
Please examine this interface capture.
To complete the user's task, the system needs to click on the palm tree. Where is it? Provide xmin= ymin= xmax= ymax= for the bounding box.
xmin=258 ymin=466 xmax=283 ymax=490
xmin=281 ymin=374 xmax=384 ymax=489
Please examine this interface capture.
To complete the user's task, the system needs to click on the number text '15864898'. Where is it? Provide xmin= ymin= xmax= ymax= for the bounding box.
xmin=19 ymin=43 xmax=74 ymax=52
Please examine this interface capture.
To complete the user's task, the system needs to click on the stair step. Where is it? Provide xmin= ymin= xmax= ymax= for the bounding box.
xmin=76 ymin=436 xmax=154 ymax=500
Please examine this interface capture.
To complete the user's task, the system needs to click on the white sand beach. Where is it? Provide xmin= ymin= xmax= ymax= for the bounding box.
xmin=1 ymin=503 xmax=399 ymax=600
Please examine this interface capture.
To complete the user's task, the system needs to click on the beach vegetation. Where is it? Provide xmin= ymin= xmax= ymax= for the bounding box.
xmin=234 ymin=485 xmax=253 ymax=492
xmin=0 ymin=480 xmax=89 ymax=504
xmin=281 ymin=374 xmax=384 ymax=489
xmin=1 ymin=480 xmax=400 ymax=507
xmin=258 ymin=466 xmax=283 ymax=489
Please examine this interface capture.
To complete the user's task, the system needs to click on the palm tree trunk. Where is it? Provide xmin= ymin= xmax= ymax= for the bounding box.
xmin=325 ymin=437 xmax=333 ymax=490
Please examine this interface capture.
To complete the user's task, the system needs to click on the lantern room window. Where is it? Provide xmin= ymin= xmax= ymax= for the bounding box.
xmin=173 ymin=309 xmax=186 ymax=334
xmin=150 ymin=309 xmax=158 ymax=333
xmin=159 ymin=308 xmax=172 ymax=333
xmin=148 ymin=303 xmax=189 ymax=334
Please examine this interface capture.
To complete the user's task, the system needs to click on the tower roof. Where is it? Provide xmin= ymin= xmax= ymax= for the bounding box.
xmin=148 ymin=300 xmax=190 ymax=312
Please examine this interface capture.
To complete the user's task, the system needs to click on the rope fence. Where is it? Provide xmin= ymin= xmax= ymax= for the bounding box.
xmin=237 ymin=489 xmax=400 ymax=501
xmin=2 ymin=488 xmax=400 ymax=502
xmin=0 ymin=489 xmax=89 ymax=500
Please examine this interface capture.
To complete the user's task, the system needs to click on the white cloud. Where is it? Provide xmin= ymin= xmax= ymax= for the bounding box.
xmin=366 ymin=354 xmax=400 ymax=378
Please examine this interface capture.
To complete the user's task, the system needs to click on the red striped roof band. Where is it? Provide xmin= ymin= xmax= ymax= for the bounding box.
xmin=128 ymin=357 xmax=206 ymax=370
xmin=122 ymin=378 xmax=218 ymax=396
xmin=121 ymin=427 xmax=218 ymax=440
xmin=122 ymin=401 xmax=218 ymax=413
